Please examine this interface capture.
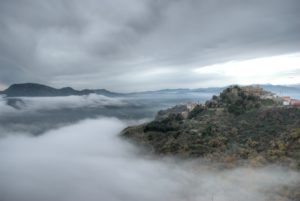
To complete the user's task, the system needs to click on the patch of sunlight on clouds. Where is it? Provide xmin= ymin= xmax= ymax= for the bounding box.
xmin=193 ymin=53 xmax=300 ymax=85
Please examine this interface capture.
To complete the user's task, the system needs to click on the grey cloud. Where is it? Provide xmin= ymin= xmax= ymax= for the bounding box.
xmin=87 ymin=0 xmax=177 ymax=61
xmin=0 ymin=0 xmax=299 ymax=90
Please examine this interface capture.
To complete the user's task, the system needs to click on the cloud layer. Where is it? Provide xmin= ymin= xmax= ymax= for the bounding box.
xmin=0 ymin=0 xmax=300 ymax=90
xmin=0 ymin=117 xmax=299 ymax=201
xmin=0 ymin=94 xmax=126 ymax=115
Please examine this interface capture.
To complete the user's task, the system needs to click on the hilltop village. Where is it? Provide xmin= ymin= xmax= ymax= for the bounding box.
xmin=123 ymin=85 xmax=300 ymax=169
xmin=153 ymin=85 xmax=300 ymax=121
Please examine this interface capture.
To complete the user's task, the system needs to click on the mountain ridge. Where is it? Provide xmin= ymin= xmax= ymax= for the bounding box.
xmin=0 ymin=83 xmax=123 ymax=97
xmin=1 ymin=82 xmax=300 ymax=98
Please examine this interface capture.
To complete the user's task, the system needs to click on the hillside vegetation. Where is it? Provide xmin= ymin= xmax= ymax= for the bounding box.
xmin=123 ymin=86 xmax=300 ymax=168
xmin=123 ymin=85 xmax=300 ymax=200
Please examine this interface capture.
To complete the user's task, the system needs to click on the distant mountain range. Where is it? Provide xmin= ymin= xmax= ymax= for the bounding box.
xmin=0 ymin=83 xmax=299 ymax=98
xmin=0 ymin=83 xmax=123 ymax=97
xmin=289 ymin=84 xmax=300 ymax=89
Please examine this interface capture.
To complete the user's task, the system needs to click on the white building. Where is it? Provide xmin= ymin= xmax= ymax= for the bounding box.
xmin=282 ymin=96 xmax=291 ymax=106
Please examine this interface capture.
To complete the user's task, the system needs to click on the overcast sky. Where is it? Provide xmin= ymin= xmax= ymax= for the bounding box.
xmin=0 ymin=0 xmax=300 ymax=92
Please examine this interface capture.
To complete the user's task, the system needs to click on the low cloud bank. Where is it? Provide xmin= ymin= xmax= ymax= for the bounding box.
xmin=0 ymin=96 xmax=16 ymax=114
xmin=0 ymin=118 xmax=299 ymax=201
xmin=0 ymin=94 xmax=126 ymax=115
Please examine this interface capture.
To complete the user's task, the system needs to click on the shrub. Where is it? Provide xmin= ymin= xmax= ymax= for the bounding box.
xmin=188 ymin=105 xmax=205 ymax=119
xmin=144 ymin=114 xmax=182 ymax=132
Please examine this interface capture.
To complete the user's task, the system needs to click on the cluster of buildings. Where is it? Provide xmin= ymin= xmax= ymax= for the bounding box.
xmin=243 ymin=86 xmax=300 ymax=107
xmin=243 ymin=85 xmax=276 ymax=100
xmin=282 ymin=96 xmax=300 ymax=107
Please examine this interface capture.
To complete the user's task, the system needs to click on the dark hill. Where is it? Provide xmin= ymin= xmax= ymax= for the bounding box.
xmin=122 ymin=85 xmax=300 ymax=169
xmin=1 ymin=83 xmax=122 ymax=97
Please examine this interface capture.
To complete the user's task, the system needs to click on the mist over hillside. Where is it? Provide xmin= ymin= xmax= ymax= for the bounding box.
xmin=0 ymin=83 xmax=217 ymax=135
xmin=1 ymin=85 xmax=300 ymax=201
xmin=1 ymin=0 xmax=300 ymax=200
xmin=1 ymin=83 xmax=299 ymax=135
xmin=1 ymin=113 xmax=299 ymax=201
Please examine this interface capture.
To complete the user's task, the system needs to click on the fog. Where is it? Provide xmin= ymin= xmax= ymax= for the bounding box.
xmin=0 ymin=94 xmax=126 ymax=114
xmin=0 ymin=90 xmax=213 ymax=116
xmin=0 ymin=95 xmax=299 ymax=201
xmin=0 ymin=92 xmax=212 ymax=135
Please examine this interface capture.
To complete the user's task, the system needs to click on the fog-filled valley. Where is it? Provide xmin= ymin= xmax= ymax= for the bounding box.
xmin=1 ymin=88 xmax=300 ymax=201
xmin=1 ymin=0 xmax=300 ymax=199
xmin=0 ymin=90 xmax=213 ymax=135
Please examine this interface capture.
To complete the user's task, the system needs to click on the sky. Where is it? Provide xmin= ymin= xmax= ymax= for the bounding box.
xmin=0 ymin=0 xmax=300 ymax=92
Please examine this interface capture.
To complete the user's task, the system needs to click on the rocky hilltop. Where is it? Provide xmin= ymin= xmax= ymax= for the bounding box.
xmin=123 ymin=85 xmax=300 ymax=169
